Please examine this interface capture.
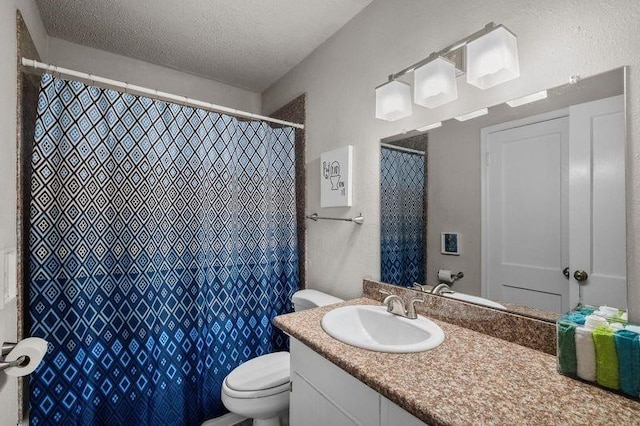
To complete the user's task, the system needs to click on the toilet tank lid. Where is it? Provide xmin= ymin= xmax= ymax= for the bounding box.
xmin=292 ymin=289 xmax=343 ymax=308
xmin=225 ymin=352 xmax=290 ymax=392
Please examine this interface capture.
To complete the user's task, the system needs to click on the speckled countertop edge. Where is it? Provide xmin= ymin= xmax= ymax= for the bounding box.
xmin=274 ymin=298 xmax=640 ymax=425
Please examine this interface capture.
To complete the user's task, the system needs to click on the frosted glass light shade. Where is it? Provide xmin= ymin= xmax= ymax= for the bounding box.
xmin=375 ymin=80 xmax=412 ymax=121
xmin=466 ymin=26 xmax=519 ymax=89
xmin=414 ymin=57 xmax=458 ymax=108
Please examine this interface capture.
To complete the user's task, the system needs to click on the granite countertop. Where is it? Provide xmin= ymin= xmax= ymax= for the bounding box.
xmin=273 ymin=297 xmax=640 ymax=425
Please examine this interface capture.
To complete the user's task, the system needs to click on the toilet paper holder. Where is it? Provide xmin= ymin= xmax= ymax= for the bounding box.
xmin=0 ymin=342 xmax=27 ymax=373
xmin=451 ymin=271 xmax=464 ymax=282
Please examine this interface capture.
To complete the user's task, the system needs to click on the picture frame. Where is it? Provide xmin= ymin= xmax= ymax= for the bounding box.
xmin=320 ymin=145 xmax=353 ymax=207
xmin=441 ymin=232 xmax=460 ymax=255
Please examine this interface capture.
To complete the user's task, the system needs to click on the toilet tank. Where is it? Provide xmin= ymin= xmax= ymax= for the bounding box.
xmin=292 ymin=289 xmax=343 ymax=311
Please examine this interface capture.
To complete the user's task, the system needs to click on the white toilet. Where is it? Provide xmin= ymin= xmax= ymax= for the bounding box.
xmin=221 ymin=289 xmax=343 ymax=426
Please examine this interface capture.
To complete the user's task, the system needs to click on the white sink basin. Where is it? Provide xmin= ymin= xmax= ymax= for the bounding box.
xmin=321 ymin=305 xmax=445 ymax=353
xmin=442 ymin=292 xmax=506 ymax=310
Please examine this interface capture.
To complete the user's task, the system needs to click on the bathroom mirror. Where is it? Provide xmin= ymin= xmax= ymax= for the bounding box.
xmin=380 ymin=67 xmax=627 ymax=321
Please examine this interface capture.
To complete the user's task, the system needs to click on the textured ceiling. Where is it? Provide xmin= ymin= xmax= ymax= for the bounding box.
xmin=35 ymin=0 xmax=372 ymax=92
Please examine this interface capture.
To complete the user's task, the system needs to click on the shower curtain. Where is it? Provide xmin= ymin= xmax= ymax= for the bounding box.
xmin=380 ymin=146 xmax=425 ymax=287
xmin=28 ymin=74 xmax=298 ymax=425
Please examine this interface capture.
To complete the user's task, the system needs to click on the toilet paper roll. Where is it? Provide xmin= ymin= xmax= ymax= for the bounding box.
xmin=4 ymin=337 xmax=48 ymax=377
xmin=438 ymin=269 xmax=454 ymax=283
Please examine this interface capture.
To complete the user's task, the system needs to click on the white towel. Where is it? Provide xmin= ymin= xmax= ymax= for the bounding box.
xmin=598 ymin=305 xmax=620 ymax=316
xmin=585 ymin=315 xmax=609 ymax=329
xmin=575 ymin=326 xmax=597 ymax=382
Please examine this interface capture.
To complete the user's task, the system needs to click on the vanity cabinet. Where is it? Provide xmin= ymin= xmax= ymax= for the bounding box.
xmin=290 ymin=338 xmax=424 ymax=426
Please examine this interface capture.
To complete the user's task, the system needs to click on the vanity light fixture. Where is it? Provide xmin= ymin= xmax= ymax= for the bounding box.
xmin=454 ymin=108 xmax=488 ymax=122
xmin=375 ymin=80 xmax=413 ymax=121
xmin=506 ymin=90 xmax=548 ymax=107
xmin=466 ymin=26 xmax=520 ymax=89
xmin=417 ymin=122 xmax=442 ymax=132
xmin=374 ymin=23 xmax=519 ymax=121
xmin=414 ymin=57 xmax=458 ymax=108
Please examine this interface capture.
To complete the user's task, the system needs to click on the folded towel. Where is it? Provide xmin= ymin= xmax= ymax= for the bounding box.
xmin=585 ymin=315 xmax=609 ymax=329
xmin=575 ymin=326 xmax=596 ymax=382
xmin=557 ymin=320 xmax=577 ymax=375
xmin=626 ymin=324 xmax=640 ymax=334
xmin=598 ymin=306 xmax=620 ymax=317
xmin=614 ymin=329 xmax=640 ymax=397
xmin=564 ymin=313 xmax=586 ymax=325
xmin=576 ymin=305 xmax=597 ymax=315
xmin=593 ymin=326 xmax=619 ymax=389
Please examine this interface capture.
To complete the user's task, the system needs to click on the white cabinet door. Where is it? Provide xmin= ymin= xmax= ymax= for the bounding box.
xmin=485 ymin=116 xmax=570 ymax=313
xmin=380 ymin=396 xmax=425 ymax=426
xmin=569 ymin=95 xmax=626 ymax=309
xmin=290 ymin=339 xmax=427 ymax=425
xmin=290 ymin=339 xmax=380 ymax=426
xmin=290 ymin=371 xmax=362 ymax=426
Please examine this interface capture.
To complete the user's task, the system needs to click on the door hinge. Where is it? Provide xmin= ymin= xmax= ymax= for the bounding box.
xmin=289 ymin=381 xmax=293 ymax=392
xmin=485 ymin=152 xmax=491 ymax=166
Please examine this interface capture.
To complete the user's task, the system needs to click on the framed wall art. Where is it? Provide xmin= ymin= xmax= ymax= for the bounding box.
xmin=320 ymin=145 xmax=353 ymax=207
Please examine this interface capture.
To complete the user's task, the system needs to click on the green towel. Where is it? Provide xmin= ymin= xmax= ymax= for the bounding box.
xmin=557 ymin=320 xmax=577 ymax=375
xmin=592 ymin=326 xmax=619 ymax=389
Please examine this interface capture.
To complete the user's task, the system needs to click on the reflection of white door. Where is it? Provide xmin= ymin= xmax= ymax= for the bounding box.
xmin=569 ymin=95 xmax=626 ymax=310
xmin=482 ymin=95 xmax=626 ymax=313
xmin=484 ymin=115 xmax=570 ymax=313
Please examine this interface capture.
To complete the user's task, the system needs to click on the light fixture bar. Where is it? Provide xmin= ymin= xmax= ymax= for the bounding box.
xmin=417 ymin=122 xmax=442 ymax=131
xmin=454 ymin=108 xmax=488 ymax=121
xmin=506 ymin=90 xmax=548 ymax=107
xmin=387 ymin=22 xmax=500 ymax=82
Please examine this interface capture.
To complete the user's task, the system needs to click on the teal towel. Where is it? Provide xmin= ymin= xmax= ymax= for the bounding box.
xmin=615 ymin=329 xmax=640 ymax=397
xmin=576 ymin=306 xmax=597 ymax=315
xmin=593 ymin=326 xmax=619 ymax=389
xmin=557 ymin=320 xmax=577 ymax=375
xmin=564 ymin=313 xmax=586 ymax=325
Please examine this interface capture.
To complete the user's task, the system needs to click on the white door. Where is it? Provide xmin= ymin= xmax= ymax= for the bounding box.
xmin=569 ymin=95 xmax=626 ymax=309
xmin=485 ymin=116 xmax=570 ymax=313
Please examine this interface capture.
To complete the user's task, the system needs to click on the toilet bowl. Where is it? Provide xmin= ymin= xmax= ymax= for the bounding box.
xmin=221 ymin=289 xmax=343 ymax=426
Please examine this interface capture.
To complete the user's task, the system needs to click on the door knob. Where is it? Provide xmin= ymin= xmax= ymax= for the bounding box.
xmin=562 ymin=267 xmax=570 ymax=279
xmin=573 ymin=270 xmax=588 ymax=282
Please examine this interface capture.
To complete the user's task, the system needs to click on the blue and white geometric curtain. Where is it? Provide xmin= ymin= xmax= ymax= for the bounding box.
xmin=380 ymin=146 xmax=425 ymax=287
xmin=28 ymin=74 xmax=298 ymax=425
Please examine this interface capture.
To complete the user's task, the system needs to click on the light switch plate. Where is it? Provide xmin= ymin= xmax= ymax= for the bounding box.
xmin=0 ymin=248 xmax=17 ymax=310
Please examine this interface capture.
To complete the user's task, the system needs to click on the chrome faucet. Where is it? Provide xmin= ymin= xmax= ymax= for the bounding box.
xmin=431 ymin=283 xmax=453 ymax=295
xmin=379 ymin=291 xmax=424 ymax=319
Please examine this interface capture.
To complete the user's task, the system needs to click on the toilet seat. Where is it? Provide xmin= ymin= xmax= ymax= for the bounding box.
xmin=222 ymin=352 xmax=290 ymax=399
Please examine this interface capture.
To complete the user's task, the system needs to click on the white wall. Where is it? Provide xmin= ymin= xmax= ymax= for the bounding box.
xmin=47 ymin=37 xmax=261 ymax=114
xmin=261 ymin=0 xmax=640 ymax=321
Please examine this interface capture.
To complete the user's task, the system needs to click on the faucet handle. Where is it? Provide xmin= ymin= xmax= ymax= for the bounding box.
xmin=406 ymin=297 xmax=425 ymax=319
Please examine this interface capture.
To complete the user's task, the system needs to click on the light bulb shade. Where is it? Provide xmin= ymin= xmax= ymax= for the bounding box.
xmin=466 ymin=26 xmax=519 ymax=89
xmin=414 ymin=57 xmax=458 ymax=108
xmin=375 ymin=80 xmax=412 ymax=121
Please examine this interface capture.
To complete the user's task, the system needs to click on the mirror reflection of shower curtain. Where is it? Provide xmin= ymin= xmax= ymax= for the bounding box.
xmin=28 ymin=74 xmax=298 ymax=425
xmin=380 ymin=147 xmax=425 ymax=287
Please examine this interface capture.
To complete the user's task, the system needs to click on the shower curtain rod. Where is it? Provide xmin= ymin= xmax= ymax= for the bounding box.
xmin=380 ymin=143 xmax=425 ymax=155
xmin=21 ymin=58 xmax=305 ymax=130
